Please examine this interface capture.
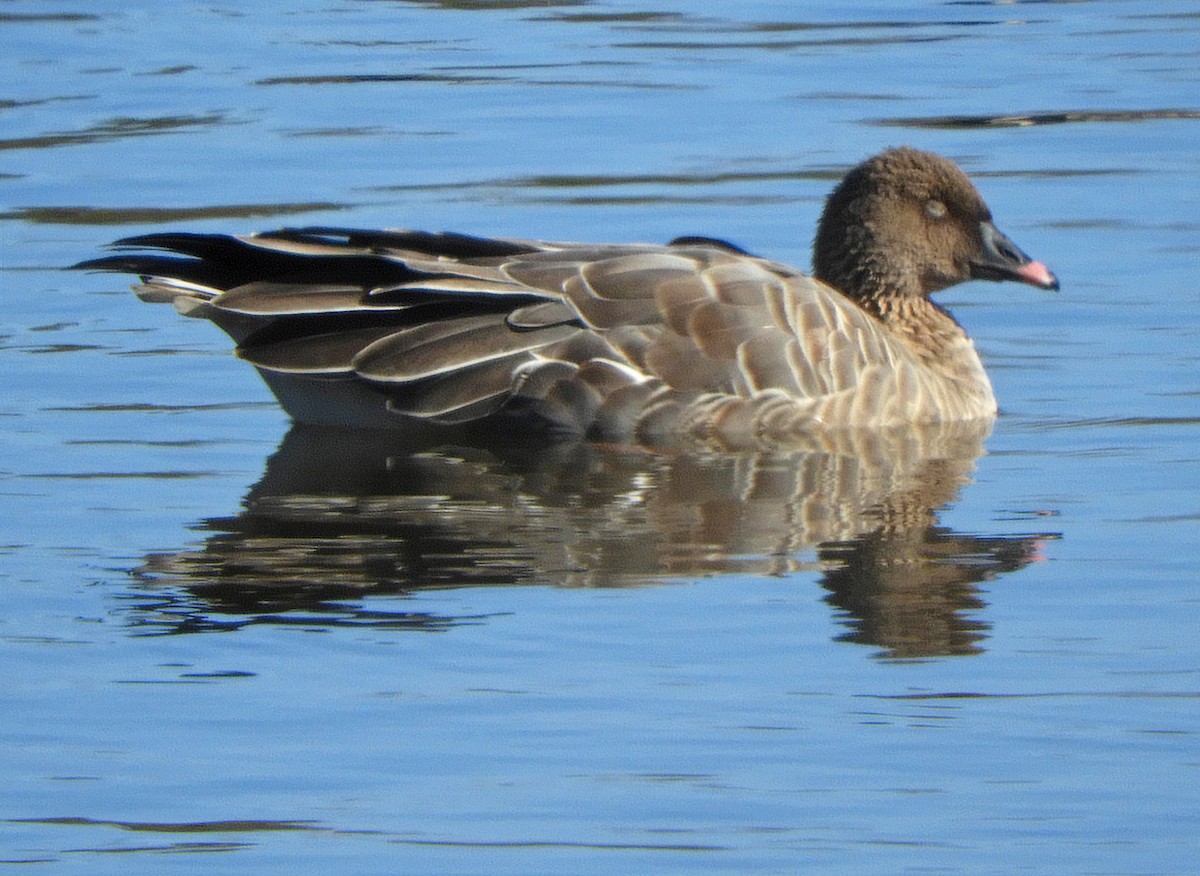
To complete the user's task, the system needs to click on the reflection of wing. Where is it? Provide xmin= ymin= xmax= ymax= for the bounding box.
xmin=131 ymin=421 xmax=1057 ymax=656
xmin=81 ymin=228 xmax=987 ymax=439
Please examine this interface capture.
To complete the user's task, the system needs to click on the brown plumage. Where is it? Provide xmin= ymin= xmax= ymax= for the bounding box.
xmin=76 ymin=147 xmax=1058 ymax=444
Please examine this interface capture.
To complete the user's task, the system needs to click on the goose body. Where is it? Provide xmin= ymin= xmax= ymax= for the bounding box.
xmin=78 ymin=148 xmax=1057 ymax=443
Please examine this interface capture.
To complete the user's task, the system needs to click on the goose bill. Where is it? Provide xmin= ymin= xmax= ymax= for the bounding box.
xmin=971 ymin=221 xmax=1059 ymax=291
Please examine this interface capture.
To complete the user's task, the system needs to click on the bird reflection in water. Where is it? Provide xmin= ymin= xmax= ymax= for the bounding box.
xmin=130 ymin=421 xmax=1055 ymax=658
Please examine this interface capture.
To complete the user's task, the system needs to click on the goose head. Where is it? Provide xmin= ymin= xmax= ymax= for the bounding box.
xmin=812 ymin=147 xmax=1059 ymax=307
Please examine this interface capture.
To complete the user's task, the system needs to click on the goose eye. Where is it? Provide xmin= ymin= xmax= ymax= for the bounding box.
xmin=925 ymin=199 xmax=948 ymax=220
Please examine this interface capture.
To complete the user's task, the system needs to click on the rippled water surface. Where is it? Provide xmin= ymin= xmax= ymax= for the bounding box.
xmin=3 ymin=2 xmax=1200 ymax=873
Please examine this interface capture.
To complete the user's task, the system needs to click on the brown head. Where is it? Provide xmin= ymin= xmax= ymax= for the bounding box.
xmin=812 ymin=147 xmax=1058 ymax=306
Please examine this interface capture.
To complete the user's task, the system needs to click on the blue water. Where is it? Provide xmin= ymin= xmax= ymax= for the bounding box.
xmin=3 ymin=2 xmax=1200 ymax=873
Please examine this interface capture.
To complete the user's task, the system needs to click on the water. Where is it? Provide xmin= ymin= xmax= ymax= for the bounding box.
xmin=3 ymin=1 xmax=1199 ymax=873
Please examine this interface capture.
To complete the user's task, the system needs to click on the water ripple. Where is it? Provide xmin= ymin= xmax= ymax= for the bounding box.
xmin=875 ymin=108 xmax=1200 ymax=128
xmin=0 ymin=113 xmax=233 ymax=151
xmin=7 ymin=203 xmax=349 ymax=226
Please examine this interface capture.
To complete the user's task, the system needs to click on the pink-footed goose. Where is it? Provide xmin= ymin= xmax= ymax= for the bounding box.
xmin=78 ymin=147 xmax=1057 ymax=443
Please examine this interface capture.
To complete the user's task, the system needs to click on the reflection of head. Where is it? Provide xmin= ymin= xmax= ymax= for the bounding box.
xmin=820 ymin=521 xmax=1051 ymax=659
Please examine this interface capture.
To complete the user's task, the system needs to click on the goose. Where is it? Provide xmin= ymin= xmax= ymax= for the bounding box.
xmin=77 ymin=147 xmax=1057 ymax=443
